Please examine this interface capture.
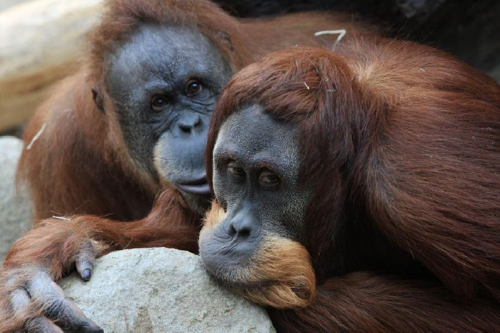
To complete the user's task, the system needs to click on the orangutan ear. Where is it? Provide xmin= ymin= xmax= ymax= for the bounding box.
xmin=92 ymin=86 xmax=105 ymax=113
xmin=216 ymin=31 xmax=235 ymax=52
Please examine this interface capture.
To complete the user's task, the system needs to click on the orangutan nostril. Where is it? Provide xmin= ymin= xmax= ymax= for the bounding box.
xmin=237 ymin=227 xmax=251 ymax=240
xmin=229 ymin=225 xmax=237 ymax=236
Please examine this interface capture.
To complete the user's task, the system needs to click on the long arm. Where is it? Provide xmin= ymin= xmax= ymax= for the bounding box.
xmin=270 ymin=272 xmax=500 ymax=332
xmin=0 ymin=190 xmax=200 ymax=332
xmin=344 ymin=40 xmax=500 ymax=300
xmin=363 ymin=87 xmax=500 ymax=300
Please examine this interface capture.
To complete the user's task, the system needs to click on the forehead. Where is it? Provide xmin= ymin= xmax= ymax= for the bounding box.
xmin=106 ymin=24 xmax=228 ymax=85
xmin=214 ymin=105 xmax=300 ymax=169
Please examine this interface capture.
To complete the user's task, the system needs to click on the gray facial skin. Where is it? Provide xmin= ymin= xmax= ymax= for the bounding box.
xmin=203 ymin=104 xmax=311 ymax=274
xmin=106 ymin=24 xmax=232 ymax=213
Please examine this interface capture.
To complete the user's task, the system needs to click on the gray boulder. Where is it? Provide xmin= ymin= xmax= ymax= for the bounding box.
xmin=0 ymin=136 xmax=33 ymax=263
xmin=60 ymin=248 xmax=276 ymax=333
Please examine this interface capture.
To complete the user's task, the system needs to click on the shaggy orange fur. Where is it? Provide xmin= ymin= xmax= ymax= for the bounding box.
xmin=206 ymin=43 xmax=500 ymax=331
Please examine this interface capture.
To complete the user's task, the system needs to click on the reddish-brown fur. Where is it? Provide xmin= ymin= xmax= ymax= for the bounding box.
xmin=0 ymin=0 xmax=373 ymax=330
xmin=205 ymin=43 xmax=500 ymax=331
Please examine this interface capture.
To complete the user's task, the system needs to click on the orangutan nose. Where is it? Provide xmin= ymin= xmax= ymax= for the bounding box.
xmin=228 ymin=208 xmax=261 ymax=242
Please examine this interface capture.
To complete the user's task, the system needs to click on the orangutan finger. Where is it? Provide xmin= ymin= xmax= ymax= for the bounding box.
xmin=10 ymin=287 xmax=61 ymax=333
xmin=76 ymin=240 xmax=97 ymax=282
xmin=27 ymin=272 xmax=103 ymax=333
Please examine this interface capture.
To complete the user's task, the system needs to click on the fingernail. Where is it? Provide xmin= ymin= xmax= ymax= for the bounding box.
xmin=82 ymin=268 xmax=92 ymax=281
xmin=81 ymin=320 xmax=103 ymax=333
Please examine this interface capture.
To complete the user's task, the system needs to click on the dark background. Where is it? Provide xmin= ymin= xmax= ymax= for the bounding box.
xmin=216 ymin=0 xmax=500 ymax=81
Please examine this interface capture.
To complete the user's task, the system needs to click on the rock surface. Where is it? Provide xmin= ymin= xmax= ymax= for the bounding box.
xmin=0 ymin=136 xmax=33 ymax=263
xmin=0 ymin=0 xmax=104 ymax=131
xmin=60 ymin=248 xmax=276 ymax=333
xmin=0 ymin=0 xmax=31 ymax=12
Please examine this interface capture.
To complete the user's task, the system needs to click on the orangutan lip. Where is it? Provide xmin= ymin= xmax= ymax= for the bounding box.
xmin=177 ymin=178 xmax=211 ymax=195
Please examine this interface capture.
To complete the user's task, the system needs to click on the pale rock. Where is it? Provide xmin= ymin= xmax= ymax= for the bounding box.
xmin=0 ymin=136 xmax=33 ymax=263
xmin=60 ymin=248 xmax=276 ymax=333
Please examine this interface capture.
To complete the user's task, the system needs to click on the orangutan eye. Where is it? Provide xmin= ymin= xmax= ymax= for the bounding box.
xmin=185 ymin=80 xmax=203 ymax=96
xmin=228 ymin=162 xmax=245 ymax=178
xmin=259 ymin=170 xmax=280 ymax=187
xmin=150 ymin=95 xmax=169 ymax=113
